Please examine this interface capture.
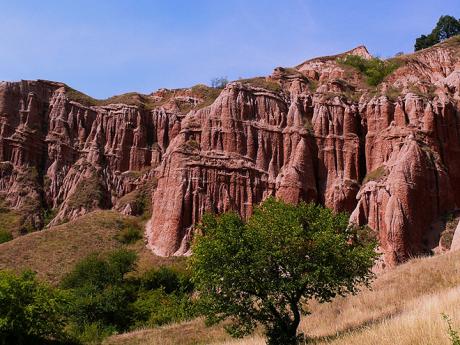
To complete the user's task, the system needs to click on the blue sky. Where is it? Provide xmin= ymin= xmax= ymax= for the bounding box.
xmin=0 ymin=0 xmax=459 ymax=98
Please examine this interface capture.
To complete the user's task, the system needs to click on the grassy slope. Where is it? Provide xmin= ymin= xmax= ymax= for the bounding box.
xmin=0 ymin=210 xmax=183 ymax=285
xmin=106 ymin=250 xmax=460 ymax=345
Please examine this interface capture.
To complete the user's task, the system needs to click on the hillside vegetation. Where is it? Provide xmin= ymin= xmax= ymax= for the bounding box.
xmin=105 ymin=250 xmax=460 ymax=345
xmin=0 ymin=210 xmax=184 ymax=285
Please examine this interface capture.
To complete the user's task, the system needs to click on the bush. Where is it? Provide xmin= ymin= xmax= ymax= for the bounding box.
xmin=70 ymin=322 xmax=116 ymax=345
xmin=60 ymin=249 xmax=197 ymax=341
xmin=115 ymin=224 xmax=142 ymax=244
xmin=132 ymin=289 xmax=197 ymax=327
xmin=0 ymin=229 xmax=13 ymax=244
xmin=61 ymin=249 xmax=138 ymax=333
xmin=339 ymin=55 xmax=400 ymax=86
xmin=0 ymin=270 xmax=71 ymax=345
xmin=140 ymin=267 xmax=193 ymax=294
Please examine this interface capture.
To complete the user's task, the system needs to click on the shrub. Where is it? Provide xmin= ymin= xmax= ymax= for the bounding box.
xmin=69 ymin=321 xmax=116 ymax=345
xmin=115 ymin=224 xmax=142 ymax=244
xmin=339 ymin=55 xmax=400 ymax=86
xmin=443 ymin=313 xmax=460 ymax=345
xmin=61 ymin=249 xmax=138 ymax=333
xmin=140 ymin=267 xmax=193 ymax=294
xmin=0 ymin=229 xmax=13 ymax=244
xmin=132 ymin=289 xmax=197 ymax=327
xmin=61 ymin=249 xmax=197 ymax=341
xmin=62 ymin=249 xmax=137 ymax=290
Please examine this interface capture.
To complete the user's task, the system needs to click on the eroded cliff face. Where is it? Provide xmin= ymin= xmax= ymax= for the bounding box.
xmin=149 ymin=40 xmax=460 ymax=266
xmin=2 ymin=38 xmax=460 ymax=266
xmin=0 ymin=81 xmax=188 ymax=232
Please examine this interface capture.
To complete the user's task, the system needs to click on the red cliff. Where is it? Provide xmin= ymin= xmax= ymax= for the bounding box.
xmin=1 ymin=38 xmax=460 ymax=266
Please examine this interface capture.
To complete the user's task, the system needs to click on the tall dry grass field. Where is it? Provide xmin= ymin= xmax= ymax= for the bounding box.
xmin=211 ymin=250 xmax=460 ymax=345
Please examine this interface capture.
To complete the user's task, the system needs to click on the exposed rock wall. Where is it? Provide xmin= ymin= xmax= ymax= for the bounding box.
xmin=150 ymin=41 xmax=460 ymax=265
xmin=0 ymin=80 xmax=184 ymax=229
xmin=2 ymin=38 xmax=460 ymax=266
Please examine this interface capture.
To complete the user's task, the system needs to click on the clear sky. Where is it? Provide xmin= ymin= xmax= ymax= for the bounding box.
xmin=0 ymin=0 xmax=459 ymax=98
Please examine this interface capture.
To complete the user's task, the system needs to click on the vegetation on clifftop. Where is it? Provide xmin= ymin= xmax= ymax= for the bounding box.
xmin=415 ymin=15 xmax=460 ymax=51
xmin=338 ymin=55 xmax=400 ymax=86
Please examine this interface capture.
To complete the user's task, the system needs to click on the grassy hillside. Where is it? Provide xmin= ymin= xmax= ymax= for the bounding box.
xmin=106 ymin=250 xmax=460 ymax=345
xmin=2 ymin=210 xmax=459 ymax=344
xmin=0 ymin=210 xmax=184 ymax=285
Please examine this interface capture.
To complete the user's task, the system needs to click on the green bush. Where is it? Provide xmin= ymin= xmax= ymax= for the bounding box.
xmin=339 ymin=55 xmax=400 ymax=86
xmin=140 ymin=267 xmax=193 ymax=294
xmin=61 ymin=249 xmax=138 ymax=334
xmin=0 ymin=270 xmax=71 ymax=345
xmin=69 ymin=322 xmax=116 ymax=345
xmin=0 ymin=248 xmax=198 ymax=344
xmin=132 ymin=289 xmax=197 ymax=327
xmin=0 ymin=229 xmax=13 ymax=244
xmin=60 ymin=249 xmax=197 ymax=342
xmin=115 ymin=225 xmax=142 ymax=244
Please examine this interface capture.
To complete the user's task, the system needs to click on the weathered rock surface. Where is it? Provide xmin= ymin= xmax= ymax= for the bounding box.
xmin=452 ymin=221 xmax=460 ymax=251
xmin=2 ymin=37 xmax=460 ymax=266
xmin=0 ymin=81 xmax=191 ymax=230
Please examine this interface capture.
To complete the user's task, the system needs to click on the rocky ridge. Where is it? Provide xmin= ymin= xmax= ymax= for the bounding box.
xmin=1 ymin=37 xmax=460 ymax=266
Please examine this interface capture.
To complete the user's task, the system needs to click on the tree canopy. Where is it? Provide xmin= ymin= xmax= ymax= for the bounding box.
xmin=190 ymin=198 xmax=378 ymax=345
xmin=415 ymin=15 xmax=460 ymax=51
xmin=0 ymin=270 xmax=70 ymax=345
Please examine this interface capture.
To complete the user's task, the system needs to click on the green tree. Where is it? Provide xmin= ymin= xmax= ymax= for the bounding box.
xmin=415 ymin=15 xmax=460 ymax=51
xmin=0 ymin=270 xmax=71 ymax=345
xmin=190 ymin=198 xmax=378 ymax=345
xmin=210 ymin=76 xmax=228 ymax=89
xmin=415 ymin=33 xmax=440 ymax=51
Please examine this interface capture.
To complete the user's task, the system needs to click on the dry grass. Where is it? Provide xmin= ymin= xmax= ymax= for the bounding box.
xmin=0 ymin=201 xmax=21 ymax=237
xmin=316 ymin=286 xmax=460 ymax=345
xmin=0 ymin=211 xmax=125 ymax=284
xmin=212 ymin=250 xmax=460 ymax=345
xmin=0 ymin=210 xmax=183 ymax=284
xmin=104 ymin=319 xmax=230 ymax=345
xmin=362 ymin=165 xmax=388 ymax=184
xmin=238 ymin=77 xmax=282 ymax=93
xmin=109 ymin=250 xmax=460 ymax=345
